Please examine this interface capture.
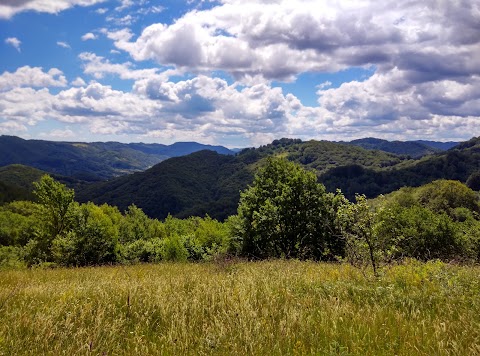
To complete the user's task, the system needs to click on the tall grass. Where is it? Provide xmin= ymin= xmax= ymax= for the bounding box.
xmin=0 ymin=260 xmax=479 ymax=355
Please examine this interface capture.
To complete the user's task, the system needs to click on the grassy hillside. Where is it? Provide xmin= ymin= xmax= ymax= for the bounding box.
xmin=0 ymin=136 xmax=234 ymax=181
xmin=0 ymin=261 xmax=479 ymax=355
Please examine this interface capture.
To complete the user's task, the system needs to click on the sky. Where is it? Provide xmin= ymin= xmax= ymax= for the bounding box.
xmin=0 ymin=0 xmax=479 ymax=148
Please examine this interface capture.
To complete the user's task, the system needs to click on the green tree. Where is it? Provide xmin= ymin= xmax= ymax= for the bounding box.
xmin=466 ymin=172 xmax=480 ymax=191
xmin=238 ymin=157 xmax=344 ymax=260
xmin=33 ymin=175 xmax=75 ymax=238
xmin=52 ymin=202 xmax=119 ymax=266
xmin=337 ymin=195 xmax=379 ymax=275
xmin=375 ymin=204 xmax=459 ymax=261
xmin=416 ymin=180 xmax=480 ymax=218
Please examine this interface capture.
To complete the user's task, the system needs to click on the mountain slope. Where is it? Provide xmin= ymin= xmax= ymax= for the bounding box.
xmin=79 ymin=137 xmax=480 ymax=220
xmin=0 ymin=164 xmax=84 ymax=204
xmin=77 ymin=138 xmax=409 ymax=220
xmin=345 ymin=138 xmax=440 ymax=158
xmin=77 ymin=150 xmax=252 ymax=221
xmin=320 ymin=137 xmax=480 ymax=199
xmin=0 ymin=136 xmax=234 ymax=181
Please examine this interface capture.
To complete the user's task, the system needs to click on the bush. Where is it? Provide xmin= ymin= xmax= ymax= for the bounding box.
xmin=52 ymin=202 xmax=120 ymax=266
xmin=122 ymin=238 xmax=164 ymax=263
xmin=0 ymin=246 xmax=25 ymax=269
xmin=161 ymin=234 xmax=188 ymax=262
xmin=375 ymin=204 xmax=460 ymax=261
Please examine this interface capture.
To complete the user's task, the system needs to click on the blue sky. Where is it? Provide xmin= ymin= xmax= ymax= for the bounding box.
xmin=0 ymin=0 xmax=479 ymax=147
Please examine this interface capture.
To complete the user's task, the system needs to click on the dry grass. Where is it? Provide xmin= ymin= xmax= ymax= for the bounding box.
xmin=0 ymin=260 xmax=479 ymax=355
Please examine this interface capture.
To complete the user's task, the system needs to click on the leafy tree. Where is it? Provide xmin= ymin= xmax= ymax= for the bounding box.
xmin=375 ymin=204 xmax=459 ymax=261
xmin=52 ymin=202 xmax=119 ymax=266
xmin=161 ymin=234 xmax=188 ymax=262
xmin=119 ymin=204 xmax=165 ymax=244
xmin=466 ymin=171 xmax=480 ymax=191
xmin=238 ymin=157 xmax=344 ymax=260
xmin=337 ymin=195 xmax=379 ymax=275
xmin=416 ymin=180 xmax=480 ymax=218
xmin=33 ymin=175 xmax=75 ymax=238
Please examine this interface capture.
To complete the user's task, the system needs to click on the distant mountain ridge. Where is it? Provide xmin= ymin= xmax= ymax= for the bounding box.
xmin=77 ymin=137 xmax=479 ymax=220
xmin=0 ymin=136 xmax=235 ymax=181
xmin=343 ymin=137 xmax=458 ymax=158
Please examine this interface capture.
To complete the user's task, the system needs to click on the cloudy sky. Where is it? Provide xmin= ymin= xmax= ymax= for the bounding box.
xmin=1 ymin=0 xmax=479 ymax=147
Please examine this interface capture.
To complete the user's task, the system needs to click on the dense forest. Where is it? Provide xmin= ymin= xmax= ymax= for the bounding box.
xmin=1 ymin=157 xmax=479 ymax=271
xmin=1 ymin=136 xmax=479 ymax=270
xmin=77 ymin=136 xmax=480 ymax=220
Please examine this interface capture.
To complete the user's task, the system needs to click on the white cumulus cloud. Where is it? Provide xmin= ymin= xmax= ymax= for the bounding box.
xmin=0 ymin=0 xmax=108 ymax=19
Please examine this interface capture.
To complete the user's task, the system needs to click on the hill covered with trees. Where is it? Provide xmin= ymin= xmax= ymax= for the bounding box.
xmin=76 ymin=137 xmax=480 ymax=220
xmin=0 ymin=136 xmax=234 ymax=181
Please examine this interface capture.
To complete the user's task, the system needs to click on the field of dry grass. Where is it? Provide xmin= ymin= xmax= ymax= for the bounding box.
xmin=0 ymin=260 xmax=479 ymax=355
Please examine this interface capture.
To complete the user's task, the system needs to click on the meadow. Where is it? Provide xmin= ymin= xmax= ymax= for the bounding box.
xmin=0 ymin=260 xmax=479 ymax=355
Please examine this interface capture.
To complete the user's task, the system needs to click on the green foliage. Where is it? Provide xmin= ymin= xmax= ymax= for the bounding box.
xmin=121 ymin=238 xmax=164 ymax=263
xmin=337 ymin=195 xmax=379 ymax=274
xmin=161 ymin=234 xmax=188 ymax=262
xmin=0 ymin=202 xmax=41 ymax=246
xmin=33 ymin=175 xmax=75 ymax=238
xmin=119 ymin=204 xmax=165 ymax=243
xmin=466 ymin=171 xmax=480 ymax=191
xmin=416 ymin=180 xmax=480 ymax=218
xmin=375 ymin=204 xmax=460 ymax=261
xmin=0 ymin=245 xmax=25 ymax=268
xmin=238 ymin=157 xmax=345 ymax=260
xmin=52 ymin=202 xmax=120 ymax=266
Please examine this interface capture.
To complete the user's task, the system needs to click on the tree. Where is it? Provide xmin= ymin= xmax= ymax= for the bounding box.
xmin=337 ymin=195 xmax=379 ymax=275
xmin=237 ymin=157 xmax=344 ymax=260
xmin=52 ymin=202 xmax=120 ymax=266
xmin=466 ymin=172 xmax=480 ymax=191
xmin=33 ymin=175 xmax=75 ymax=238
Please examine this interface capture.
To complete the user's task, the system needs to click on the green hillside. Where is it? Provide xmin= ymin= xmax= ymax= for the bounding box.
xmin=77 ymin=150 xmax=252 ymax=221
xmin=0 ymin=164 xmax=82 ymax=204
xmin=345 ymin=137 xmax=440 ymax=158
xmin=0 ymin=136 xmax=234 ymax=181
xmin=76 ymin=139 xmax=410 ymax=219
xmin=320 ymin=137 xmax=480 ymax=199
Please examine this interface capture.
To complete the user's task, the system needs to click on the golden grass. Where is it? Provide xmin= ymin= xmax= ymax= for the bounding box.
xmin=0 ymin=260 xmax=479 ymax=355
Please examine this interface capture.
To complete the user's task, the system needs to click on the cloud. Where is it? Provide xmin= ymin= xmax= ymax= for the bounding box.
xmin=111 ymin=0 xmax=479 ymax=82
xmin=39 ymin=128 xmax=75 ymax=139
xmin=95 ymin=7 xmax=108 ymax=14
xmin=0 ymin=0 xmax=108 ymax=19
xmin=57 ymin=41 xmax=71 ymax=49
xmin=115 ymin=0 xmax=133 ymax=12
xmin=5 ymin=37 xmax=21 ymax=52
xmin=79 ymin=52 xmax=160 ymax=80
xmin=81 ymin=32 xmax=97 ymax=41
xmin=0 ymin=66 xmax=67 ymax=91
xmin=98 ymin=0 xmax=479 ymax=143
xmin=71 ymin=77 xmax=86 ymax=86
xmin=1 ymin=68 xmax=479 ymax=145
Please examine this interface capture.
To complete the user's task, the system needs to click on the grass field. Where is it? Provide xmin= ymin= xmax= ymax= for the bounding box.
xmin=0 ymin=260 xmax=479 ymax=355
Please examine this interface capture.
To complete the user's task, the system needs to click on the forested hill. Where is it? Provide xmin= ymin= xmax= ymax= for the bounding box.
xmin=344 ymin=138 xmax=441 ymax=158
xmin=77 ymin=150 xmax=252 ymax=221
xmin=0 ymin=164 xmax=78 ymax=204
xmin=77 ymin=138 xmax=408 ymax=219
xmin=77 ymin=137 xmax=480 ymax=220
xmin=319 ymin=137 xmax=480 ymax=199
xmin=0 ymin=136 xmax=234 ymax=181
